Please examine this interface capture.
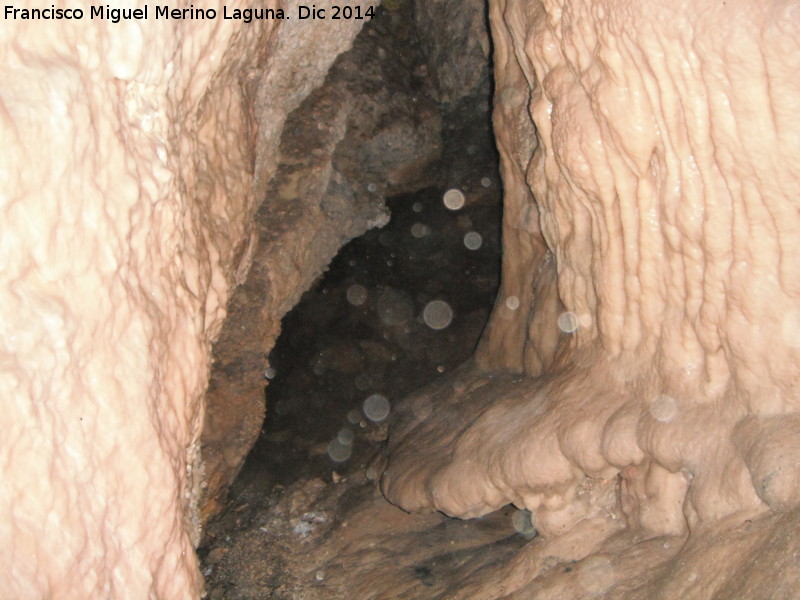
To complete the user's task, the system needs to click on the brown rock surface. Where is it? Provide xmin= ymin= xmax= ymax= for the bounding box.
xmin=200 ymin=0 xmax=449 ymax=518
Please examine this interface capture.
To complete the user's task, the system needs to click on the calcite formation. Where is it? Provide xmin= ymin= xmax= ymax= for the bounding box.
xmin=379 ymin=0 xmax=800 ymax=594
xmin=0 ymin=1 xmax=364 ymax=597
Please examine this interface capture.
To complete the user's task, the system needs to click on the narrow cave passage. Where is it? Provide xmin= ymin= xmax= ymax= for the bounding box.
xmin=201 ymin=187 xmax=509 ymax=600
xmin=246 ymin=181 xmax=502 ymax=489
xmin=197 ymin=1 xmax=525 ymax=597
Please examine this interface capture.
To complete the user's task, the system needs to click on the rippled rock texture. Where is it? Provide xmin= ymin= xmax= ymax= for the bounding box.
xmin=378 ymin=0 xmax=800 ymax=597
xmin=203 ymin=0 xmax=800 ymax=598
xmin=0 ymin=2 xmax=365 ymax=598
xmin=3 ymin=0 xmax=799 ymax=598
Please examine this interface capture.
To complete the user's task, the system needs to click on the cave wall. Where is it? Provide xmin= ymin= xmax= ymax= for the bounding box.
xmin=386 ymin=0 xmax=800 ymax=525
xmin=380 ymin=0 xmax=800 ymax=594
xmin=200 ymin=2 xmax=428 ymax=517
xmin=0 ymin=3 xmax=364 ymax=597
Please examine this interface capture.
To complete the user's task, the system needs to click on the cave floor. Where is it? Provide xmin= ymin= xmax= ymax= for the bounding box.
xmin=199 ymin=453 xmax=533 ymax=600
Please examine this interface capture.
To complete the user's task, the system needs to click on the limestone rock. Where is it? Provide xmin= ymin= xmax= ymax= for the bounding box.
xmin=0 ymin=2 xmax=364 ymax=597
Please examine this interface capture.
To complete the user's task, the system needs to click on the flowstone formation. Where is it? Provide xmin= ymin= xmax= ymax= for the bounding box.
xmin=0 ymin=1 xmax=366 ymax=597
xmin=375 ymin=0 xmax=800 ymax=596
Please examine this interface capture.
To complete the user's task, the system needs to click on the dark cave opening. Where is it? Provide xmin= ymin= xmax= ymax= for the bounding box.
xmin=199 ymin=1 xmax=507 ymax=595
xmin=215 ymin=0 xmax=501 ymax=497
xmin=235 ymin=0 xmax=502 ymax=491
xmin=248 ymin=179 xmax=502 ymax=490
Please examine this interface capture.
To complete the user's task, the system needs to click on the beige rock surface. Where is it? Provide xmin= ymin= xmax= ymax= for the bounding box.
xmin=379 ymin=0 xmax=800 ymax=595
xmin=0 ymin=2 xmax=363 ymax=598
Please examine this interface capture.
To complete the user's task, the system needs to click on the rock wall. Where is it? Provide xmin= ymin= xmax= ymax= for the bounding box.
xmin=0 ymin=2 xmax=364 ymax=597
xmin=200 ymin=0 xmax=506 ymax=518
xmin=380 ymin=0 xmax=800 ymax=594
